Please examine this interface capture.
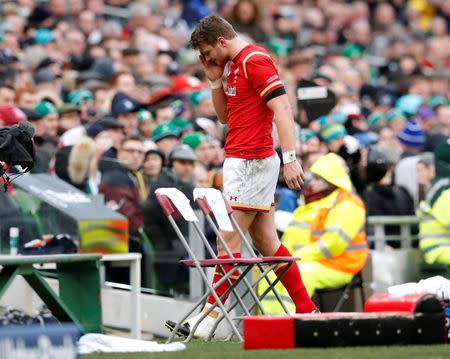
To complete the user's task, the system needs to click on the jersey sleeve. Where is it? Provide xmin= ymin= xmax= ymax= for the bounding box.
xmin=243 ymin=53 xmax=286 ymax=103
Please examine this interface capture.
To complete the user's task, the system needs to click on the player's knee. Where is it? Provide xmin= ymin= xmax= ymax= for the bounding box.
xmin=217 ymin=233 xmax=241 ymax=254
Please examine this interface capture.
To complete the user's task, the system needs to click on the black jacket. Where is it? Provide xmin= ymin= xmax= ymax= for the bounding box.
xmin=362 ymin=184 xmax=415 ymax=237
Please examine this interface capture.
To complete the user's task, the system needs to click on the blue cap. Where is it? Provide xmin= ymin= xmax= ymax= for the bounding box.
xmin=110 ymin=92 xmax=141 ymax=117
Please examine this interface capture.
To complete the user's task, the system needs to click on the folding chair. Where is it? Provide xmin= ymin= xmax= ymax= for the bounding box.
xmin=155 ymin=188 xmax=297 ymax=342
xmin=193 ymin=189 xmax=295 ymax=330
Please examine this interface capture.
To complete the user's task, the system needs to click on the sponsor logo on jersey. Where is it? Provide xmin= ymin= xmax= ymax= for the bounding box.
xmin=266 ymin=75 xmax=279 ymax=84
xmin=227 ymin=86 xmax=237 ymax=96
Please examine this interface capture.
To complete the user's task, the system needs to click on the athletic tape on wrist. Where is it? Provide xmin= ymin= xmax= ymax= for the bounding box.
xmin=282 ymin=151 xmax=296 ymax=165
xmin=208 ymin=79 xmax=223 ymax=90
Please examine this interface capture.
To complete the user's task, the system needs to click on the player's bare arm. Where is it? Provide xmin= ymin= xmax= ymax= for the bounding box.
xmin=199 ymin=53 xmax=228 ymax=124
xmin=267 ymin=94 xmax=305 ymax=191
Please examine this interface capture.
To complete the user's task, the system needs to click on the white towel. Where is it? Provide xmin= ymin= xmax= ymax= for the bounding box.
xmin=78 ymin=334 xmax=185 ymax=354
xmin=388 ymin=275 xmax=450 ymax=301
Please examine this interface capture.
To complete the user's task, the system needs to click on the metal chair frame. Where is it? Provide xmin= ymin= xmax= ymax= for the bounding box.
xmin=155 ymin=188 xmax=298 ymax=342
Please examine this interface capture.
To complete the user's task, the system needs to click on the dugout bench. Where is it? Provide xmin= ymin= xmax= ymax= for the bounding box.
xmin=0 ymin=254 xmax=102 ymax=333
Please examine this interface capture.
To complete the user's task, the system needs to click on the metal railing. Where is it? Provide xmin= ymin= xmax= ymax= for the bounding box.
xmin=367 ymin=215 xmax=421 ymax=250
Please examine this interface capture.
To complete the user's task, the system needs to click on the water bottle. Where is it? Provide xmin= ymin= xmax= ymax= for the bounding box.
xmin=9 ymin=227 xmax=19 ymax=255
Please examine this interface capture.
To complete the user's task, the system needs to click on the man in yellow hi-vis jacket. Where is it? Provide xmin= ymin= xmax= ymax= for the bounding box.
xmin=261 ymin=153 xmax=368 ymax=314
xmin=418 ymin=140 xmax=450 ymax=264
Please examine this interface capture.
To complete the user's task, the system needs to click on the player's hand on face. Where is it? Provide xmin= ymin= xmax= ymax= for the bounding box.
xmin=200 ymin=54 xmax=225 ymax=81
xmin=283 ymin=160 xmax=305 ymax=192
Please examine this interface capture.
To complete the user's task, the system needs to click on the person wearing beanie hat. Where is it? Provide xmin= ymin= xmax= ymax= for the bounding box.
xmin=298 ymin=129 xmax=320 ymax=156
xmin=30 ymin=101 xmax=59 ymax=173
xmin=182 ymin=131 xmax=212 ymax=167
xmin=35 ymin=101 xmax=59 ymax=139
xmin=367 ymin=112 xmax=386 ymax=130
xmin=190 ymin=90 xmax=211 ymax=106
xmin=321 ymin=122 xmax=368 ymax=193
xmin=143 ymin=148 xmax=165 ymax=186
xmin=397 ymin=120 xmax=425 ymax=158
xmin=169 ymin=116 xmax=194 ymax=136
xmin=142 ymin=142 xmax=197 ymax=291
xmin=428 ymin=95 xmax=449 ymax=111
xmin=362 ymin=146 xmax=415 ymax=238
xmin=386 ymin=108 xmax=406 ymax=136
xmin=68 ymin=89 xmax=94 ymax=107
xmin=137 ymin=109 xmax=155 ymax=139
xmin=320 ymin=123 xmax=347 ymax=152
xmin=191 ymin=89 xmax=215 ymax=118
xmin=395 ymin=94 xmax=423 ymax=118
xmin=151 ymin=123 xmax=180 ymax=156
xmin=418 ymin=139 xmax=450 ymax=265
xmin=111 ymin=92 xmax=142 ymax=136
xmin=182 ymin=131 xmax=207 ymax=150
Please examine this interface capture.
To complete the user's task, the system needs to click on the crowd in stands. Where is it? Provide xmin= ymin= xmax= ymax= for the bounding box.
xmin=1 ymin=0 xmax=450 ymax=292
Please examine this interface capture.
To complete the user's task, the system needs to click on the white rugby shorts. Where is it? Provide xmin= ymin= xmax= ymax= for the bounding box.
xmin=222 ymin=153 xmax=280 ymax=212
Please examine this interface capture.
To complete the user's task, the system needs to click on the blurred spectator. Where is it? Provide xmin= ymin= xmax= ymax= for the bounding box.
xmin=397 ymin=120 xmax=426 ymax=158
xmin=417 ymin=152 xmax=435 ymax=202
xmin=228 ymin=0 xmax=266 ymax=44
xmin=194 ymin=162 xmax=210 ymax=188
xmin=94 ymin=116 xmax=125 ymax=173
xmin=15 ymin=86 xmax=38 ymax=108
xmin=394 ymin=152 xmax=434 ymax=209
xmin=54 ymin=136 xmax=98 ymax=193
xmin=143 ymin=148 xmax=164 ymax=189
xmin=142 ymin=144 xmax=197 ymax=293
xmin=137 ymin=109 xmax=155 ymax=139
xmin=35 ymin=101 xmax=59 ymax=140
xmin=111 ymin=92 xmax=141 ymax=136
xmin=151 ymin=123 xmax=180 ymax=156
xmin=99 ymin=135 xmax=147 ymax=235
xmin=181 ymin=0 xmax=211 ymax=29
xmin=182 ymin=131 xmax=213 ymax=168
xmin=57 ymin=104 xmax=82 ymax=136
xmin=362 ymin=146 xmax=415 ymax=241
xmin=0 ymin=85 xmax=15 ymax=106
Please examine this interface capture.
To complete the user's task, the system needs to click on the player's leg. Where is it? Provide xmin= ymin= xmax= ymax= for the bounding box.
xmin=166 ymin=210 xmax=256 ymax=338
xmin=167 ymin=157 xmax=258 ymax=338
xmin=206 ymin=210 xmax=256 ymax=307
xmin=249 ymin=207 xmax=317 ymax=313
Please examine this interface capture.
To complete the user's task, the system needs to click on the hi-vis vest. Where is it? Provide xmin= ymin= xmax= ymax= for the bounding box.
xmin=418 ymin=187 xmax=450 ymax=264
xmin=282 ymin=189 xmax=368 ymax=274
xmin=259 ymin=188 xmax=367 ymax=314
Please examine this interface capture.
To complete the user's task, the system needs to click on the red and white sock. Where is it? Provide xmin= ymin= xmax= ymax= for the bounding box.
xmin=207 ymin=253 xmax=241 ymax=305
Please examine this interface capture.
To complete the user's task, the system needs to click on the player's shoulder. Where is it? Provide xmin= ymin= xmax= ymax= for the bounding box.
xmin=241 ymin=44 xmax=274 ymax=64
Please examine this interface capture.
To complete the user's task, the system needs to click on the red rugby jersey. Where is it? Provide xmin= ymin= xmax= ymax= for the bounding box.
xmin=224 ymin=44 xmax=285 ymax=159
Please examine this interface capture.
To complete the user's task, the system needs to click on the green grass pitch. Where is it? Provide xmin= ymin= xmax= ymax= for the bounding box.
xmin=82 ymin=340 xmax=449 ymax=359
